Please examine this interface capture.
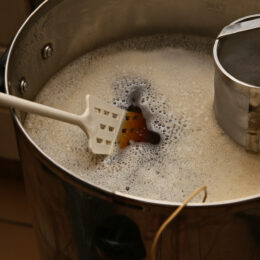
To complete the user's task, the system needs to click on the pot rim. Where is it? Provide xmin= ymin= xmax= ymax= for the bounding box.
xmin=5 ymin=1 xmax=260 ymax=208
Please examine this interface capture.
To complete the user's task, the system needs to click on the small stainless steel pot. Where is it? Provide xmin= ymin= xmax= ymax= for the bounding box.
xmin=214 ymin=14 xmax=260 ymax=152
xmin=3 ymin=0 xmax=260 ymax=259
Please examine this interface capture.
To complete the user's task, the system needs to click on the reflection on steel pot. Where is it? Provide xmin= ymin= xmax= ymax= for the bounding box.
xmin=4 ymin=0 xmax=260 ymax=259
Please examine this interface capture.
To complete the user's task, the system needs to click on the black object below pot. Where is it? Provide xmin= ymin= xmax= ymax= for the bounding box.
xmin=94 ymin=215 xmax=146 ymax=259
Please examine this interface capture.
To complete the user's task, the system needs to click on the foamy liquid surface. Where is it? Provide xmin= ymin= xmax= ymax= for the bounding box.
xmin=24 ymin=34 xmax=260 ymax=203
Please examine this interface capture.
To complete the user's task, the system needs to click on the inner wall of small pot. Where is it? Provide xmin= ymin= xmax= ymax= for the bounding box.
xmin=217 ymin=29 xmax=260 ymax=87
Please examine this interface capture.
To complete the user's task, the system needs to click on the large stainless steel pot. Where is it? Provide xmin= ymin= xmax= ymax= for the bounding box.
xmin=4 ymin=0 xmax=260 ymax=259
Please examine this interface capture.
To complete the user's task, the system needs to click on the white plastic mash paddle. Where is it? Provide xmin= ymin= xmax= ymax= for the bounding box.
xmin=0 ymin=93 xmax=126 ymax=155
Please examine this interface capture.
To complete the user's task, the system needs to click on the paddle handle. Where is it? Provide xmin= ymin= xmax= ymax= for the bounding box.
xmin=0 ymin=92 xmax=82 ymax=126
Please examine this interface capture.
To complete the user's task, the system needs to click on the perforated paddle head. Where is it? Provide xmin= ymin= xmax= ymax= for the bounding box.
xmin=82 ymin=95 xmax=126 ymax=155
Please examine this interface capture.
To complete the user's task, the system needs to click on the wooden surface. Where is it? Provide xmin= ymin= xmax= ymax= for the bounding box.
xmin=0 ymin=157 xmax=22 ymax=178
xmin=0 ymin=178 xmax=40 ymax=260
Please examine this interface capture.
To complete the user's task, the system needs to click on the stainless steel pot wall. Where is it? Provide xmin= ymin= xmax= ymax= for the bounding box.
xmin=5 ymin=0 xmax=260 ymax=259
xmin=214 ymin=14 xmax=260 ymax=152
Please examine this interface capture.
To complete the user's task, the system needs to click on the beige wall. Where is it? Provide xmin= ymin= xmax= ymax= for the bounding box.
xmin=0 ymin=0 xmax=32 ymax=160
xmin=0 ymin=0 xmax=31 ymax=46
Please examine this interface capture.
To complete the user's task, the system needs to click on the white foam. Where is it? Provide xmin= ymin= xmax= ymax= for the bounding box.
xmin=24 ymin=34 xmax=260 ymax=203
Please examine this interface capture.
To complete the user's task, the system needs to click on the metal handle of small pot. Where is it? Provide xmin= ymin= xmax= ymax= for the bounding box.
xmin=246 ymin=96 xmax=260 ymax=152
xmin=218 ymin=17 xmax=260 ymax=39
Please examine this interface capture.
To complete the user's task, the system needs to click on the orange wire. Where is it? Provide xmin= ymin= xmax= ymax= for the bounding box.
xmin=151 ymin=185 xmax=207 ymax=260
